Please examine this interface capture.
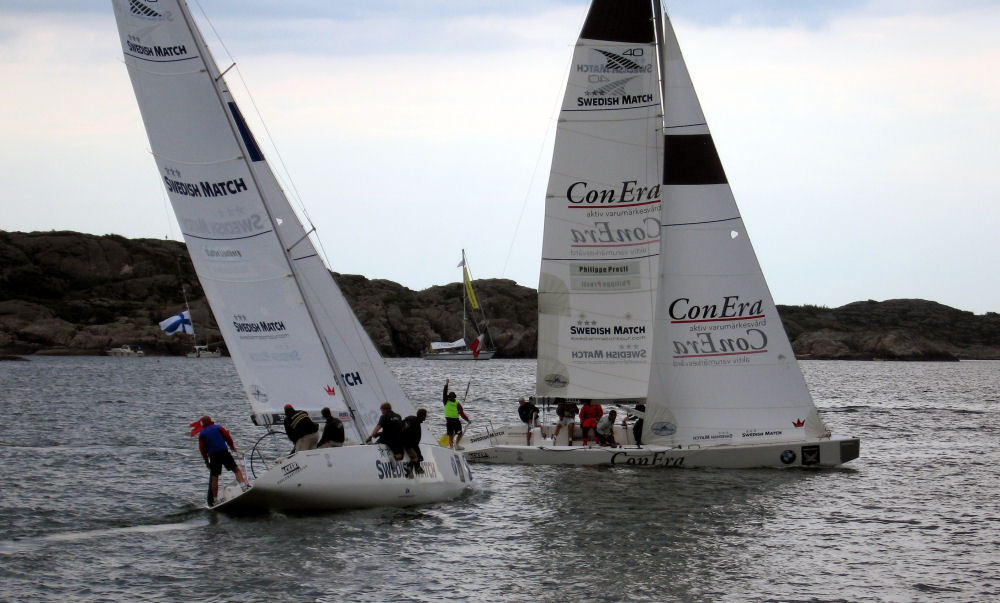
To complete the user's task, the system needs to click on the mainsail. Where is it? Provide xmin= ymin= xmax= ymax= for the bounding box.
xmin=643 ymin=5 xmax=829 ymax=447
xmin=112 ymin=0 xmax=412 ymax=439
xmin=536 ymin=0 xmax=662 ymax=403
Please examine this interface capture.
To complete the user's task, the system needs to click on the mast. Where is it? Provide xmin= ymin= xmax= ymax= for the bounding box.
xmin=176 ymin=257 xmax=195 ymax=345
xmin=173 ymin=2 xmax=367 ymax=441
xmin=461 ymin=248 xmax=468 ymax=343
xmin=652 ymin=0 xmax=669 ymax=138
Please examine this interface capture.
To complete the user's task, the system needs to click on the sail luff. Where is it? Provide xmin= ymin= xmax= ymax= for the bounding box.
xmin=535 ymin=0 xmax=662 ymax=404
xmin=168 ymin=1 xmax=369 ymax=442
xmin=112 ymin=0 xmax=413 ymax=441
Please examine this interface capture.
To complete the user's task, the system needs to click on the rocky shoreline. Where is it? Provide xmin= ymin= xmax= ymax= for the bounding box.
xmin=2 ymin=230 xmax=998 ymax=361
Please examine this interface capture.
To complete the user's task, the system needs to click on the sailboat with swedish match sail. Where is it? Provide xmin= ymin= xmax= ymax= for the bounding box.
xmin=111 ymin=0 xmax=472 ymax=510
xmin=463 ymin=0 xmax=859 ymax=468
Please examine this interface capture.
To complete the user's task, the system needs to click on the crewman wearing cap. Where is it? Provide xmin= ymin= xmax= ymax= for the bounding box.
xmin=283 ymin=403 xmax=319 ymax=452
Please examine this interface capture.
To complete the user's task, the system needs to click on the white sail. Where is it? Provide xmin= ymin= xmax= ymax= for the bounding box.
xmin=643 ymin=8 xmax=829 ymax=447
xmin=111 ymin=0 xmax=411 ymax=440
xmin=430 ymin=338 xmax=468 ymax=351
xmin=460 ymin=0 xmax=857 ymax=468
xmin=536 ymin=0 xmax=662 ymax=403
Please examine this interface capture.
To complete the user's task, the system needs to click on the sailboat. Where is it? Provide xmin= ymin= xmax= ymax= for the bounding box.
xmin=111 ymin=0 xmax=472 ymax=510
xmin=422 ymin=250 xmax=495 ymax=360
xmin=463 ymin=0 xmax=860 ymax=468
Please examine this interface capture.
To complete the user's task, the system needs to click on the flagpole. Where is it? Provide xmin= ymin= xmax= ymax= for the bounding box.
xmin=177 ymin=257 xmax=196 ymax=343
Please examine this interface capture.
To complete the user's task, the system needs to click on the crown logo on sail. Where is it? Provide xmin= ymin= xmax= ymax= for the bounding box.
xmin=324 ymin=385 xmax=336 ymax=396
xmin=792 ymin=418 xmax=805 ymax=428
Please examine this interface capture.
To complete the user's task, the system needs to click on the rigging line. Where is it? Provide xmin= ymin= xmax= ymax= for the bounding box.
xmin=500 ymin=8 xmax=588 ymax=282
xmin=149 ymin=151 xmax=243 ymax=166
xmin=190 ymin=0 xmax=337 ymax=275
xmin=664 ymin=122 xmax=709 ymax=129
xmin=662 ymin=216 xmax=741 ymax=228
xmin=216 ymin=62 xmax=236 ymax=81
xmin=286 ymin=226 xmax=316 ymax=254
xmin=190 ymin=0 xmax=315 ymax=231
xmin=500 ymin=106 xmax=554 ymax=280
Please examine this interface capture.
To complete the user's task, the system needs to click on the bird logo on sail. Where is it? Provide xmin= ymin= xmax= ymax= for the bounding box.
xmin=544 ymin=374 xmax=568 ymax=389
xmin=127 ymin=0 xmax=166 ymax=21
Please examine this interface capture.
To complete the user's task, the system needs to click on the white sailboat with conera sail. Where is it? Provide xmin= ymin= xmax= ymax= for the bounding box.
xmin=422 ymin=250 xmax=495 ymax=360
xmin=111 ymin=0 xmax=472 ymax=510
xmin=463 ymin=0 xmax=859 ymax=468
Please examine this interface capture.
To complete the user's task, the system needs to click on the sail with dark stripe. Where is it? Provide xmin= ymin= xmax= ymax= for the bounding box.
xmin=644 ymin=10 xmax=830 ymax=447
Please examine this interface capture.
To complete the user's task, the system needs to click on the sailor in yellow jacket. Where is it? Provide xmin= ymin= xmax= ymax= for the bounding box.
xmin=442 ymin=379 xmax=472 ymax=449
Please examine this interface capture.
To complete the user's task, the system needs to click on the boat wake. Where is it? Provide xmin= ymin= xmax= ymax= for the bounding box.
xmin=0 ymin=515 xmax=210 ymax=554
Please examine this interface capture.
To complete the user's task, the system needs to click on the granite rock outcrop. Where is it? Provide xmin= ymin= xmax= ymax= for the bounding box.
xmin=2 ymin=231 xmax=998 ymax=360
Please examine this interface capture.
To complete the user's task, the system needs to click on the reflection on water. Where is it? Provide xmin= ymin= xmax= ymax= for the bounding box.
xmin=1 ymin=356 xmax=999 ymax=601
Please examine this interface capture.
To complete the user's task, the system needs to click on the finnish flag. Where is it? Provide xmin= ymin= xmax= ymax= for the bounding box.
xmin=159 ymin=310 xmax=194 ymax=336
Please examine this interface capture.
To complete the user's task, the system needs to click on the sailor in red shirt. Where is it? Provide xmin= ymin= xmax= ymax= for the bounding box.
xmin=578 ymin=399 xmax=604 ymax=446
xmin=196 ymin=415 xmax=247 ymax=506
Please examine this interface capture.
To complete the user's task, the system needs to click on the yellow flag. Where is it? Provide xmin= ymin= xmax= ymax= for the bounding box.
xmin=463 ymin=266 xmax=480 ymax=310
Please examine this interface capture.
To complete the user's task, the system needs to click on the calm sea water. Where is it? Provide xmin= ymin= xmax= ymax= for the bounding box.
xmin=1 ymin=356 xmax=998 ymax=602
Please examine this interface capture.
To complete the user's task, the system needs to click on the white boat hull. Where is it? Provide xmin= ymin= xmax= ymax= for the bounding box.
xmin=211 ymin=443 xmax=473 ymax=513
xmin=421 ymin=350 xmax=495 ymax=360
xmin=107 ymin=346 xmax=144 ymax=357
xmin=462 ymin=423 xmax=859 ymax=469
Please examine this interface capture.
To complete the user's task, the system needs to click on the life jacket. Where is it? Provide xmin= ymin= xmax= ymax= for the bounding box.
xmin=444 ymin=398 xmax=460 ymax=419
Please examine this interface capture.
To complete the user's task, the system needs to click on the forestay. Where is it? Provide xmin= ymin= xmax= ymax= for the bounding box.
xmin=537 ymin=0 xmax=662 ymax=404
xmin=643 ymin=8 xmax=829 ymax=447
xmin=112 ymin=0 xmax=412 ymax=439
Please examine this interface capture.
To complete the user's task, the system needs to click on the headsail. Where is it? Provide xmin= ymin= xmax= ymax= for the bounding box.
xmin=111 ymin=0 xmax=412 ymax=439
xmin=536 ymin=0 xmax=662 ymax=404
xmin=644 ymin=7 xmax=829 ymax=447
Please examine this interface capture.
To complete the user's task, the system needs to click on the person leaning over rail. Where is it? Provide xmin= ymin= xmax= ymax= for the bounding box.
xmin=401 ymin=408 xmax=428 ymax=476
xmin=367 ymin=402 xmax=405 ymax=461
xmin=196 ymin=415 xmax=248 ymax=506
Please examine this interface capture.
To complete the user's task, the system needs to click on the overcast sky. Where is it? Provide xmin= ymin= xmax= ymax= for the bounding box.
xmin=2 ymin=1 xmax=999 ymax=314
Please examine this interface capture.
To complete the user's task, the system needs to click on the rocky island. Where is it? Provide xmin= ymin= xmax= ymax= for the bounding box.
xmin=2 ymin=230 xmax=998 ymax=361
